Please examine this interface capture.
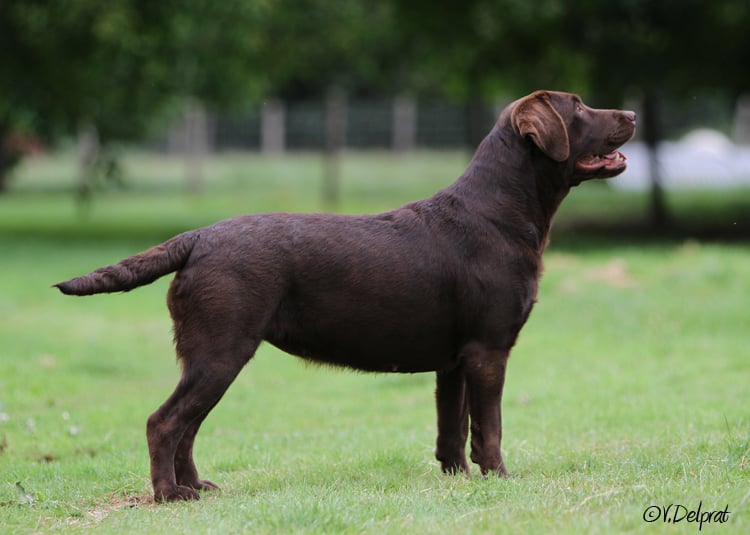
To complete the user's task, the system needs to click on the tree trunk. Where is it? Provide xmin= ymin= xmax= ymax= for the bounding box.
xmin=0 ymin=127 xmax=22 ymax=193
xmin=0 ymin=148 xmax=19 ymax=194
xmin=642 ymin=92 xmax=669 ymax=227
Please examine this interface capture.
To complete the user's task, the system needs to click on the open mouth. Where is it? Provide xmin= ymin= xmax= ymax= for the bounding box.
xmin=575 ymin=150 xmax=627 ymax=175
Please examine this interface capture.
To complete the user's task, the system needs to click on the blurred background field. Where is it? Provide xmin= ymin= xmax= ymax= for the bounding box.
xmin=3 ymin=149 xmax=750 ymax=244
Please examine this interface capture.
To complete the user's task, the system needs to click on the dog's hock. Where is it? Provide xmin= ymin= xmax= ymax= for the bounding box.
xmin=511 ymin=91 xmax=570 ymax=162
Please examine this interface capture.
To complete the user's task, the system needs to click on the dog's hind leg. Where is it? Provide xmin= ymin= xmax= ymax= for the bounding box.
xmin=435 ymin=365 xmax=470 ymax=474
xmin=147 ymin=332 xmax=260 ymax=502
xmin=464 ymin=346 xmax=510 ymax=477
xmin=173 ymin=404 xmax=222 ymax=492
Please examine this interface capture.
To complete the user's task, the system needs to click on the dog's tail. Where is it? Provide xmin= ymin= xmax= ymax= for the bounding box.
xmin=53 ymin=230 xmax=200 ymax=296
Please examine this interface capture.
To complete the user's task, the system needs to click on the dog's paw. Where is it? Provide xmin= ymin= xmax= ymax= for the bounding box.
xmin=192 ymin=479 xmax=220 ymax=492
xmin=176 ymin=477 xmax=221 ymax=492
xmin=154 ymin=484 xmax=201 ymax=503
xmin=477 ymin=464 xmax=509 ymax=478
xmin=440 ymin=459 xmax=470 ymax=476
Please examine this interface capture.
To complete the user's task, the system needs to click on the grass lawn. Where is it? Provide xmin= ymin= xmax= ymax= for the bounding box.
xmin=1 ymin=151 xmax=748 ymax=533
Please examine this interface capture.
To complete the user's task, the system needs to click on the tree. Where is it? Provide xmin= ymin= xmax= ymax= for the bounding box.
xmin=390 ymin=0 xmax=750 ymax=225
xmin=248 ymin=0 xmax=401 ymax=206
xmin=3 ymin=0 xmax=748 ymax=214
xmin=0 ymin=0 xmax=402 ymax=201
xmin=558 ymin=0 xmax=750 ymax=224
xmin=0 ymin=0 xmax=265 ymax=192
xmin=390 ymin=0 xmax=589 ymax=147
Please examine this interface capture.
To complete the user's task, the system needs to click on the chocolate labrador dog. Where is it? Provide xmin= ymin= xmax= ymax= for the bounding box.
xmin=55 ymin=90 xmax=635 ymax=502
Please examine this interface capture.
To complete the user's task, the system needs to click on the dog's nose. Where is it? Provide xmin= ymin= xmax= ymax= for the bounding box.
xmin=623 ymin=111 xmax=636 ymax=123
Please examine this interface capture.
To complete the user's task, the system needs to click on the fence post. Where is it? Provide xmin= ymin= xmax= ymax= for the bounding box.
xmin=183 ymin=99 xmax=210 ymax=195
xmin=261 ymin=99 xmax=285 ymax=153
xmin=324 ymin=86 xmax=346 ymax=208
xmin=392 ymin=94 xmax=417 ymax=151
xmin=76 ymin=122 xmax=99 ymax=206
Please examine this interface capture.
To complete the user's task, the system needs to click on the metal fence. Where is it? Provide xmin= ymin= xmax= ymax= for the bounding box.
xmin=164 ymin=97 xmax=500 ymax=154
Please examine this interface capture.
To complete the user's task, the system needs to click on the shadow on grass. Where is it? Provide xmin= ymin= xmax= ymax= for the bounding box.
xmin=1 ymin=222 xmax=193 ymax=247
xmin=551 ymin=215 xmax=750 ymax=250
xmin=6 ymin=214 xmax=748 ymax=254
xmin=550 ymin=185 xmax=750 ymax=249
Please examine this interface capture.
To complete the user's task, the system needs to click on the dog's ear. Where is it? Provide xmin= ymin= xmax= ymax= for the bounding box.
xmin=511 ymin=92 xmax=570 ymax=162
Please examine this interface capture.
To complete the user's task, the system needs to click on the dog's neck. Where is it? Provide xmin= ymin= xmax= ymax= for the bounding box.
xmin=443 ymin=125 xmax=571 ymax=254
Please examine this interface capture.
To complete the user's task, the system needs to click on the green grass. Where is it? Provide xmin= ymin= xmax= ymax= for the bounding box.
xmin=1 ymin=151 xmax=748 ymax=533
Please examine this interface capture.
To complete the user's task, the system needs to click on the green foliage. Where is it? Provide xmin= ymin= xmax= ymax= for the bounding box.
xmin=392 ymin=0 xmax=587 ymax=98
xmin=253 ymin=0 xmax=401 ymax=97
xmin=559 ymin=0 xmax=750 ymax=101
xmin=2 ymin=0 xmax=748 ymax=153
xmin=0 ymin=0 xmax=267 ymax=142
xmin=392 ymin=0 xmax=750 ymax=101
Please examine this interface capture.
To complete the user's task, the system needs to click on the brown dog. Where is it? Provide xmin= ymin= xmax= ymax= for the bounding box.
xmin=55 ymin=90 xmax=635 ymax=502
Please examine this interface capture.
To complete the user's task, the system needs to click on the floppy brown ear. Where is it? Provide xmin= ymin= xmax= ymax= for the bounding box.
xmin=511 ymin=92 xmax=570 ymax=162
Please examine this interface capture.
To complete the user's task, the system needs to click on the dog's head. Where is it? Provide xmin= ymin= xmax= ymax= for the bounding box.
xmin=509 ymin=90 xmax=636 ymax=184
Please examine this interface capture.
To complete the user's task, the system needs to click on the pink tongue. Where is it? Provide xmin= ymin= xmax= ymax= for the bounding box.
xmin=605 ymin=151 xmax=627 ymax=161
xmin=577 ymin=151 xmax=627 ymax=171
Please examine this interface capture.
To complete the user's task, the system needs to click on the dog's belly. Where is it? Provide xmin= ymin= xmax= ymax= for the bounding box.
xmin=266 ymin=337 xmax=458 ymax=373
xmin=265 ymin=305 xmax=459 ymax=373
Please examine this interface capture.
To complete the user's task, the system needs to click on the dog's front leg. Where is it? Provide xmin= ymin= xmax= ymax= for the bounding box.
xmin=435 ymin=365 xmax=470 ymax=474
xmin=464 ymin=347 xmax=510 ymax=476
